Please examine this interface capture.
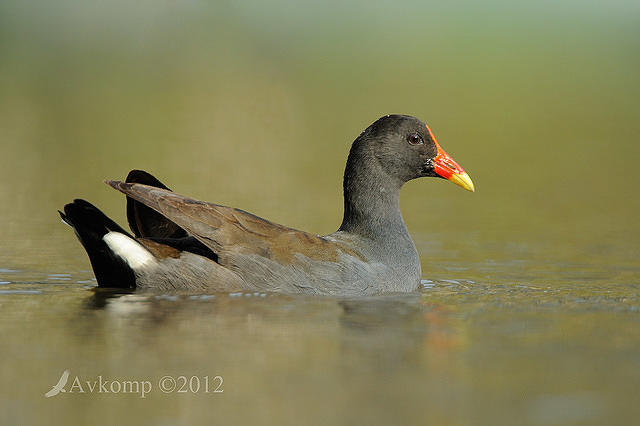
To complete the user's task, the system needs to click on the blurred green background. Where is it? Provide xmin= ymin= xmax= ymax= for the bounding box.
xmin=2 ymin=0 xmax=638 ymax=271
xmin=1 ymin=1 xmax=640 ymax=424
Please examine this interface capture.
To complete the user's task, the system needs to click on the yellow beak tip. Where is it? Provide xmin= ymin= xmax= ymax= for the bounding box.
xmin=449 ymin=172 xmax=475 ymax=193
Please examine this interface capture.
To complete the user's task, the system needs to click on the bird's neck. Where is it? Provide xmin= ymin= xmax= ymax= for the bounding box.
xmin=338 ymin=146 xmax=409 ymax=242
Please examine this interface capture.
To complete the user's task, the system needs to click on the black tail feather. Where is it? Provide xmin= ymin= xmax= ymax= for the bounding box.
xmin=125 ymin=169 xmax=187 ymax=239
xmin=60 ymin=199 xmax=136 ymax=288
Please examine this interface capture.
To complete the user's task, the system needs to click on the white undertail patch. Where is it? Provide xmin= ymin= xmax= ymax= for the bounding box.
xmin=103 ymin=232 xmax=156 ymax=269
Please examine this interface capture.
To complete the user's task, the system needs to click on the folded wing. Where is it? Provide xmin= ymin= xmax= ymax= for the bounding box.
xmin=106 ymin=180 xmax=355 ymax=267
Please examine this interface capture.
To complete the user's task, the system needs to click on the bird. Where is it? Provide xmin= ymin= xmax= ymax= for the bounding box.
xmin=44 ymin=369 xmax=70 ymax=398
xmin=59 ymin=115 xmax=474 ymax=296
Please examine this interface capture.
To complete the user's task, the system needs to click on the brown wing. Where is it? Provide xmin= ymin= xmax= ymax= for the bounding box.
xmin=105 ymin=180 xmax=355 ymax=266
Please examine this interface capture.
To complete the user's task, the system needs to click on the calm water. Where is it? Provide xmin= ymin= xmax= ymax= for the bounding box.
xmin=2 ymin=1 xmax=640 ymax=425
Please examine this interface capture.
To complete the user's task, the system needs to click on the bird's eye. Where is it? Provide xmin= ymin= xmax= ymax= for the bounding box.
xmin=407 ymin=133 xmax=423 ymax=145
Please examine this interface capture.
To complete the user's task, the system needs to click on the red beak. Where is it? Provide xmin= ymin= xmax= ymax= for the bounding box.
xmin=426 ymin=125 xmax=475 ymax=192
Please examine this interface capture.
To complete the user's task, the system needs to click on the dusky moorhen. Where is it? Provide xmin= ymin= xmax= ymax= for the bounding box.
xmin=60 ymin=115 xmax=474 ymax=295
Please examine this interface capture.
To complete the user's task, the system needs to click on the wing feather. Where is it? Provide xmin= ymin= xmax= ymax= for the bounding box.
xmin=105 ymin=181 xmax=349 ymax=265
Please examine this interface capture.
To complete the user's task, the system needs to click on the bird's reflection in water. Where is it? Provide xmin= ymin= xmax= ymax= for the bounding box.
xmin=76 ymin=286 xmax=461 ymax=374
xmin=79 ymin=287 xmax=299 ymax=334
xmin=339 ymin=295 xmax=425 ymax=330
xmin=338 ymin=295 xmax=434 ymax=370
xmin=84 ymin=287 xmax=136 ymax=310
